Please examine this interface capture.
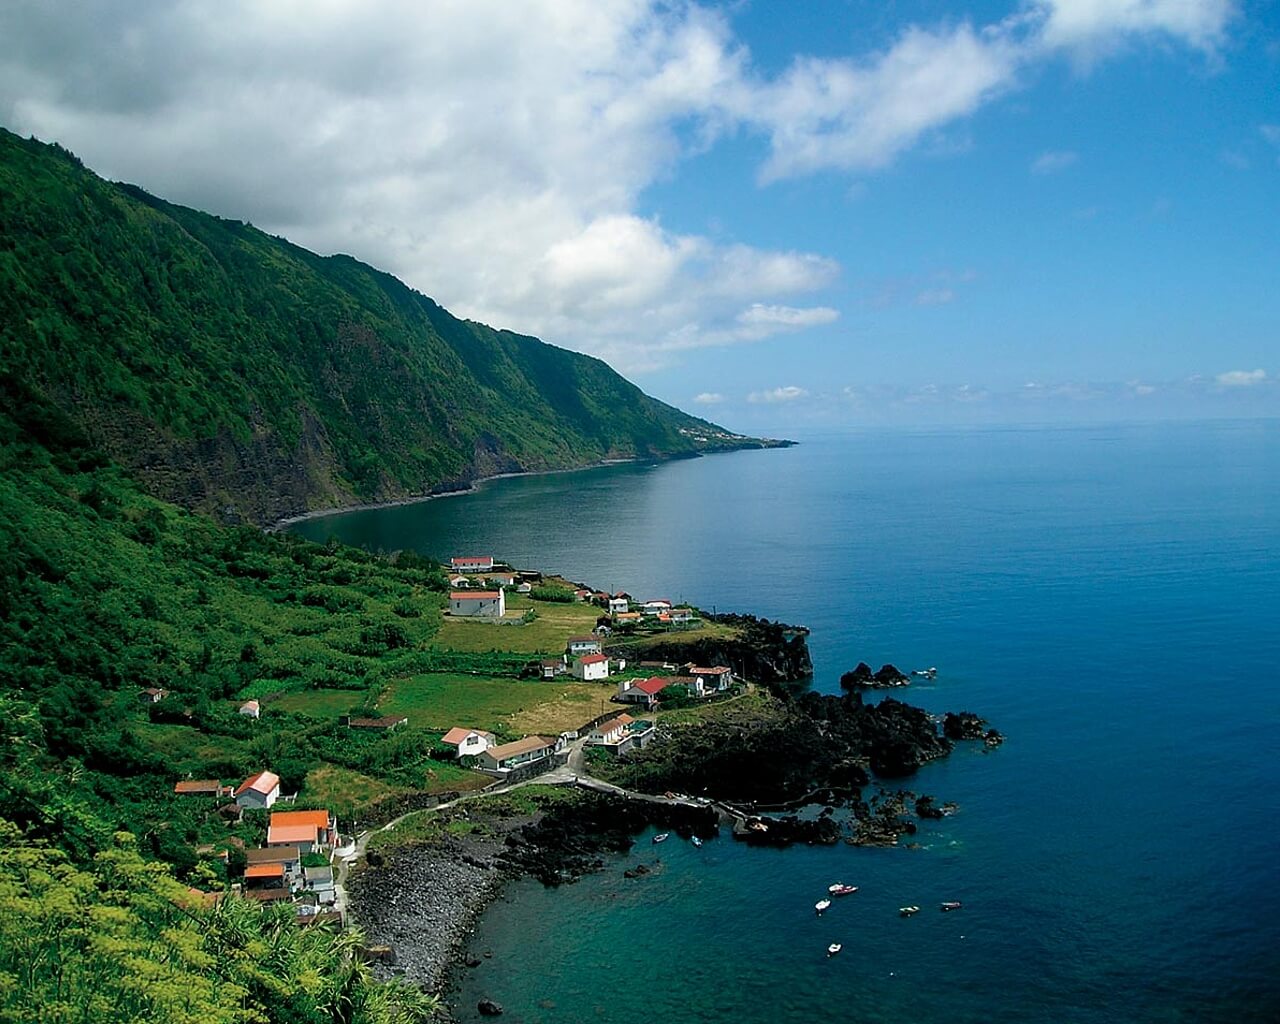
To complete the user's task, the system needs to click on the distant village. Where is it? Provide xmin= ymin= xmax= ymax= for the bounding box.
xmin=157 ymin=553 xmax=738 ymax=923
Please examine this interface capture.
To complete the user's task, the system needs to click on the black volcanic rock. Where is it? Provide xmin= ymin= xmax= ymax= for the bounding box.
xmin=943 ymin=711 xmax=988 ymax=740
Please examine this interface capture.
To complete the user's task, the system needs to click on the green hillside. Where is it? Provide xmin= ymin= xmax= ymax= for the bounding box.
xmin=0 ymin=129 xmax=779 ymax=526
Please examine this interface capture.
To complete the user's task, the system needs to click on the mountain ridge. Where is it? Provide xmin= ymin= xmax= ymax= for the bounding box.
xmin=0 ymin=129 xmax=788 ymax=526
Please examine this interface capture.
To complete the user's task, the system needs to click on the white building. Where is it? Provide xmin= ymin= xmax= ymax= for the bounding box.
xmin=234 ymin=770 xmax=282 ymax=810
xmin=641 ymin=599 xmax=672 ymax=616
xmin=687 ymin=666 xmax=735 ymax=697
xmin=608 ymin=596 xmax=629 ymax=615
xmin=441 ymin=726 xmax=497 ymax=758
xmin=238 ymin=699 xmax=260 ymax=719
xmin=573 ymin=653 xmax=610 ymax=681
xmin=588 ymin=714 xmax=634 ymax=745
xmin=566 ymin=635 xmax=602 ymax=656
xmin=477 ymin=736 xmax=556 ymax=772
xmin=451 ymin=556 xmax=494 ymax=573
xmin=449 ymin=590 xmax=505 ymax=617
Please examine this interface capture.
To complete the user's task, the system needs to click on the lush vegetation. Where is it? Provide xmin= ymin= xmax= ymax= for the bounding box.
xmin=0 ymin=129 xmax=778 ymax=527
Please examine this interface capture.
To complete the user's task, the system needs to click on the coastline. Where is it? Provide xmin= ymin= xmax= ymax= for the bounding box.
xmin=268 ymin=441 xmax=796 ymax=532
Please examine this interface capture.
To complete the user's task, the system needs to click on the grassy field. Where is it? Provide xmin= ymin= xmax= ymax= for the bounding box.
xmin=607 ymin=619 xmax=740 ymax=654
xmin=379 ymin=672 xmax=618 ymax=736
xmin=302 ymin=764 xmax=411 ymax=819
xmin=135 ymin=723 xmax=251 ymax=773
xmin=435 ymin=594 xmax=601 ymax=654
xmin=271 ymin=688 xmax=367 ymax=719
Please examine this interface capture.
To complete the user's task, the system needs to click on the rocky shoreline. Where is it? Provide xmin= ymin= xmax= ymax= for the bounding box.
xmin=346 ymin=790 xmax=718 ymax=1002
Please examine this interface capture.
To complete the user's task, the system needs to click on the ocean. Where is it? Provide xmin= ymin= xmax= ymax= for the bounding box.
xmin=291 ymin=420 xmax=1280 ymax=1023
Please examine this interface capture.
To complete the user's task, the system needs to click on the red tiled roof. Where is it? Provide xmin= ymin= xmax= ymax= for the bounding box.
xmin=235 ymin=770 xmax=280 ymax=798
xmin=268 ymin=823 xmax=320 ymax=846
xmin=174 ymin=780 xmax=222 ymax=795
xmin=270 ymin=809 xmax=331 ymax=830
xmin=451 ymin=557 xmax=492 ymax=565
xmin=245 ymin=862 xmax=285 ymax=879
xmin=593 ymin=714 xmax=634 ymax=735
xmin=690 ymin=666 xmax=731 ymax=675
xmin=628 ymin=677 xmax=675 ymax=696
xmin=579 ymin=654 xmax=608 ymax=665
xmin=450 ymin=591 xmax=501 ymax=600
xmin=442 ymin=726 xmax=494 ymax=745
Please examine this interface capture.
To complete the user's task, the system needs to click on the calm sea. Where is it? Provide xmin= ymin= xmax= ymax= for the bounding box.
xmin=292 ymin=421 xmax=1280 ymax=1023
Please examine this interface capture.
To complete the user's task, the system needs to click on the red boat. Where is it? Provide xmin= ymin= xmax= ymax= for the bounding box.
xmin=828 ymin=883 xmax=860 ymax=896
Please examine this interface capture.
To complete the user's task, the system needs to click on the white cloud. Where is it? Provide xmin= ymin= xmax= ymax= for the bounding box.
xmin=1215 ymin=369 xmax=1268 ymax=387
xmin=0 ymin=0 xmax=1239 ymax=373
xmin=1031 ymin=0 xmax=1236 ymax=55
xmin=1032 ymin=149 xmax=1079 ymax=174
xmin=748 ymin=385 xmax=809 ymax=404
xmin=693 ymin=392 xmax=725 ymax=405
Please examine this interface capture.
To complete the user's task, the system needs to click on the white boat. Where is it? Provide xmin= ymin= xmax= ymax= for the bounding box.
xmin=827 ymin=943 xmax=842 ymax=957
xmin=828 ymin=883 xmax=859 ymax=896
xmin=899 ymin=906 xmax=920 ymax=917
xmin=690 ymin=836 xmax=703 ymax=847
xmin=815 ymin=899 xmax=831 ymax=914
xmin=939 ymin=901 xmax=962 ymax=912
xmin=652 ymin=832 xmax=669 ymax=844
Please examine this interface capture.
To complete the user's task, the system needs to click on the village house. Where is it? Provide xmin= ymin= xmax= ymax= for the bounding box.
xmin=448 ymin=574 xmax=470 ymax=588
xmin=574 ymin=589 xmax=592 ymax=602
xmin=540 ymin=657 xmax=567 ymax=680
xmin=245 ymin=844 xmax=302 ymax=884
xmin=617 ymin=676 xmax=675 ymax=710
xmin=573 ymin=653 xmax=610 ymax=681
xmin=138 ymin=687 xmax=168 ymax=704
xmin=451 ymin=556 xmax=494 ymax=573
xmin=516 ymin=582 xmax=532 ymax=594
xmin=243 ymin=862 xmax=288 ymax=895
xmin=343 ymin=714 xmax=408 ymax=732
xmin=669 ymin=607 xmax=695 ymax=624
xmin=302 ymin=865 xmax=337 ymax=906
xmin=566 ymin=635 xmax=602 ymax=656
xmin=608 ymin=596 xmax=629 ymax=615
xmin=449 ymin=590 xmax=506 ymax=617
xmin=486 ymin=571 xmax=517 ymax=587
xmin=234 ymin=770 xmax=282 ymax=809
xmin=687 ymin=665 xmax=735 ymax=697
xmin=238 ymin=699 xmax=260 ymax=719
xmin=641 ymin=599 xmax=673 ymax=616
xmin=441 ymin=726 xmax=497 ymax=758
xmin=269 ymin=808 xmax=338 ymax=851
xmin=477 ymin=735 xmax=557 ymax=773
xmin=588 ymin=714 xmax=634 ymax=745
xmin=173 ymin=779 xmax=228 ymax=798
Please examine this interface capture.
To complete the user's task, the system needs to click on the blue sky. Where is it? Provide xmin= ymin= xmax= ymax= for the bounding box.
xmin=1 ymin=1 xmax=1276 ymax=430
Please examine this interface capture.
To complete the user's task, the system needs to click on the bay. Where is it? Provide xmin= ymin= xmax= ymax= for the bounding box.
xmin=292 ymin=420 xmax=1280 ymax=1023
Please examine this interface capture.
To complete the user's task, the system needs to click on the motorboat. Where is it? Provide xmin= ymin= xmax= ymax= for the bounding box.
xmin=828 ymin=883 xmax=859 ymax=896
xmin=652 ymin=832 xmax=669 ymax=844
xmin=912 ymin=667 xmax=938 ymax=679
xmin=690 ymin=836 xmax=703 ymax=847
xmin=815 ymin=899 xmax=831 ymax=914
xmin=826 ymin=943 xmax=842 ymax=957
xmin=939 ymin=901 xmax=963 ymax=912
xmin=899 ymin=906 xmax=920 ymax=917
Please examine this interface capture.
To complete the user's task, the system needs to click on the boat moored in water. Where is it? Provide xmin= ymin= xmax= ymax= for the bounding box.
xmin=815 ymin=899 xmax=831 ymax=914
xmin=940 ymin=901 xmax=963 ymax=912
xmin=653 ymin=833 xmax=669 ymax=844
xmin=691 ymin=836 xmax=703 ymax=847
xmin=899 ymin=906 xmax=920 ymax=917
xmin=828 ymin=883 xmax=859 ymax=896
xmin=827 ymin=943 xmax=842 ymax=957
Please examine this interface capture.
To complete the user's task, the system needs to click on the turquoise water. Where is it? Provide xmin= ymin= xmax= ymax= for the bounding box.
xmin=293 ymin=421 xmax=1280 ymax=1022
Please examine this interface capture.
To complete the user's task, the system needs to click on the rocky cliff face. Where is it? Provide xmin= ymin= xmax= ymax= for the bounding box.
xmin=629 ymin=613 xmax=814 ymax=686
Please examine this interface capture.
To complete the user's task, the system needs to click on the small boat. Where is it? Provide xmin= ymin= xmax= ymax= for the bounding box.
xmin=690 ymin=835 xmax=703 ymax=847
xmin=652 ymin=833 xmax=669 ymax=844
xmin=828 ymin=883 xmax=859 ymax=896
xmin=815 ymin=899 xmax=831 ymax=914
xmin=939 ymin=901 xmax=963 ymax=912
xmin=912 ymin=667 xmax=938 ymax=679
xmin=826 ymin=943 xmax=842 ymax=957
xmin=899 ymin=906 xmax=920 ymax=917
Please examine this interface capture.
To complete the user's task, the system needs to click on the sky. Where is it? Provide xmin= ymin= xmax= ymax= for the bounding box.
xmin=1 ymin=1 xmax=1277 ymax=433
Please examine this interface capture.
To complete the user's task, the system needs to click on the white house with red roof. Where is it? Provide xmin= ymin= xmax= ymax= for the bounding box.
xmin=235 ymin=770 xmax=282 ymax=809
xmin=450 ymin=590 xmax=505 ymax=617
xmin=238 ymin=699 xmax=261 ymax=719
xmin=451 ymin=556 xmax=494 ymax=573
xmin=670 ymin=607 xmax=695 ymax=624
xmin=641 ymin=599 xmax=673 ymax=616
xmin=268 ymin=808 xmax=338 ymax=853
xmin=588 ymin=714 xmax=634 ymax=745
xmin=687 ymin=665 xmax=735 ymax=697
xmin=617 ymin=677 xmax=675 ymax=709
xmin=441 ymin=726 xmax=497 ymax=758
xmin=572 ymin=653 xmax=610 ymax=681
